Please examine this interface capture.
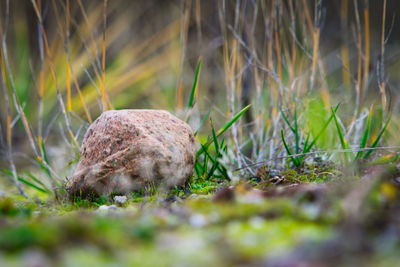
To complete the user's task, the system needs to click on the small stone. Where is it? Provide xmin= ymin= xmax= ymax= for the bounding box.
xmin=249 ymin=216 xmax=265 ymax=229
xmin=269 ymin=169 xmax=280 ymax=176
xmin=183 ymin=189 xmax=192 ymax=195
xmin=189 ymin=214 xmax=208 ymax=228
xmin=22 ymin=249 xmax=51 ymax=267
xmin=97 ymin=204 xmax=118 ymax=212
xmin=187 ymin=193 xmax=199 ymax=199
xmin=67 ymin=110 xmax=198 ymax=196
xmin=114 ymin=195 xmax=127 ymax=205
xmin=97 ymin=205 xmax=108 ymax=211
xmin=108 ymin=204 xmax=118 ymax=210
xmin=213 ymin=187 xmax=235 ymax=202
xmin=165 ymin=195 xmax=183 ymax=203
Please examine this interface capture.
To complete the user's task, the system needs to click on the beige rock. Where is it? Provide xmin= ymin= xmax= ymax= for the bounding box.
xmin=67 ymin=109 xmax=197 ymax=196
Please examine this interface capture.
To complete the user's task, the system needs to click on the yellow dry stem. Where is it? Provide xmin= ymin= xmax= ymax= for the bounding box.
xmin=302 ymin=0 xmax=313 ymax=35
xmin=66 ymin=60 xmax=72 ymax=112
xmin=380 ymin=0 xmax=387 ymax=110
xmin=356 ymin=32 xmax=362 ymax=96
xmin=101 ymin=41 xmax=106 ymax=111
xmin=341 ymin=46 xmax=351 ymax=88
xmin=101 ymin=0 xmax=107 ymax=112
xmin=175 ymin=1 xmax=191 ymax=110
xmin=69 ymin=61 xmax=93 ymax=123
xmin=69 ymin=129 xmax=80 ymax=148
xmin=363 ymin=8 xmax=370 ymax=95
xmin=6 ymin=115 xmax=11 ymax=147
xmin=274 ymin=31 xmax=282 ymax=84
xmin=310 ymin=27 xmax=320 ymax=89
xmin=321 ymin=85 xmax=331 ymax=109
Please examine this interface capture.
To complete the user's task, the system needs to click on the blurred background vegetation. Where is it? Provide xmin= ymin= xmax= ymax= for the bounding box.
xmin=0 ymin=0 xmax=400 ymax=196
xmin=2 ymin=1 xmax=400 ymax=266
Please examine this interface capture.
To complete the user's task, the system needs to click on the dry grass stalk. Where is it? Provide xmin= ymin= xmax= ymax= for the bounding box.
xmin=310 ymin=0 xmax=322 ymax=91
xmin=101 ymin=0 xmax=108 ymax=112
xmin=175 ymin=0 xmax=191 ymax=111
xmin=0 ymin=39 xmax=28 ymax=198
xmin=353 ymin=0 xmax=362 ymax=117
xmin=380 ymin=0 xmax=387 ymax=110
xmin=340 ymin=0 xmax=351 ymax=90
xmin=363 ymin=1 xmax=370 ymax=98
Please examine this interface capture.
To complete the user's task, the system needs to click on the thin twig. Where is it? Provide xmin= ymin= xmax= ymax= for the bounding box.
xmin=235 ymin=146 xmax=400 ymax=172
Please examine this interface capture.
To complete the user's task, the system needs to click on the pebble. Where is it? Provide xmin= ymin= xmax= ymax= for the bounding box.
xmin=165 ymin=195 xmax=183 ymax=203
xmin=114 ymin=195 xmax=127 ymax=205
xmin=97 ymin=204 xmax=118 ymax=212
xmin=190 ymin=214 xmax=208 ymax=228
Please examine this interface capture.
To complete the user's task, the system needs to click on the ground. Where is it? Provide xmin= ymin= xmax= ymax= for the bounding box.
xmin=1 ymin=165 xmax=399 ymax=267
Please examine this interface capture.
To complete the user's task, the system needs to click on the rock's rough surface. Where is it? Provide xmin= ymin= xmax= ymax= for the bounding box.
xmin=68 ymin=109 xmax=197 ymax=196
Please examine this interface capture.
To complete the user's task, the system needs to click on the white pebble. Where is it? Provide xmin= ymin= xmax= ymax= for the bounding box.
xmin=97 ymin=204 xmax=118 ymax=212
xmin=190 ymin=214 xmax=208 ymax=228
xmin=114 ymin=195 xmax=127 ymax=205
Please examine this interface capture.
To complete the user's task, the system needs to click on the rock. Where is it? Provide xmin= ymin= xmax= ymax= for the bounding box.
xmin=189 ymin=214 xmax=208 ymax=228
xmin=97 ymin=204 xmax=118 ymax=212
xmin=164 ymin=195 xmax=183 ymax=203
xmin=114 ymin=195 xmax=127 ymax=206
xmin=183 ymin=189 xmax=192 ymax=195
xmin=21 ymin=249 xmax=51 ymax=267
xmin=67 ymin=109 xmax=198 ymax=196
xmin=186 ymin=193 xmax=199 ymax=200
xmin=213 ymin=187 xmax=235 ymax=202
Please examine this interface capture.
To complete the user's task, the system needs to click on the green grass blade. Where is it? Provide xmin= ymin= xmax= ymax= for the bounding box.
xmin=220 ymin=138 xmax=225 ymax=148
xmin=200 ymin=143 xmax=230 ymax=180
xmin=206 ymin=118 xmax=228 ymax=180
xmin=280 ymin=108 xmax=295 ymax=133
xmin=187 ymin=58 xmax=202 ymax=110
xmin=39 ymin=137 xmax=50 ymax=165
xmin=331 ymin=106 xmax=351 ymax=162
xmin=25 ymin=172 xmax=52 ymax=193
xmin=36 ymin=157 xmax=52 ymax=179
xmin=293 ymin=108 xmax=300 ymax=154
xmin=195 ymin=160 xmax=204 ymax=172
xmin=2 ymin=169 xmax=48 ymax=194
xmin=206 ymin=161 xmax=218 ymax=180
xmin=196 ymin=105 xmax=251 ymax=157
xmin=363 ymin=114 xmax=391 ymax=159
xmin=300 ymin=132 xmax=311 ymax=163
xmin=303 ymin=132 xmax=310 ymax=153
xmin=18 ymin=177 xmax=48 ymax=193
xmin=194 ymin=162 xmax=203 ymax=179
xmin=331 ymin=107 xmax=346 ymax=149
xmin=304 ymin=104 xmax=339 ymax=153
xmin=367 ymin=153 xmax=399 ymax=165
xmin=202 ymin=153 xmax=209 ymax=178
xmin=210 ymin=118 xmax=220 ymax=155
xmin=281 ymin=129 xmax=300 ymax=167
xmin=200 ymin=143 xmax=214 ymax=179
xmin=216 ymin=104 xmax=251 ymax=137
xmin=194 ymin=109 xmax=211 ymax=136
xmin=356 ymin=105 xmax=373 ymax=159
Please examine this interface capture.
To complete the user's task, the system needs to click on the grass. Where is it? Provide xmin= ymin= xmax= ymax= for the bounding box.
xmin=0 ymin=171 xmax=398 ymax=266
xmin=1 ymin=1 xmax=395 ymax=196
xmin=0 ymin=0 xmax=400 ymax=266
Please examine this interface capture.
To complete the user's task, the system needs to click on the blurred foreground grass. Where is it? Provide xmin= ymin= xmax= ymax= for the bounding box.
xmin=1 ymin=172 xmax=400 ymax=266
xmin=1 ymin=0 xmax=400 ymax=266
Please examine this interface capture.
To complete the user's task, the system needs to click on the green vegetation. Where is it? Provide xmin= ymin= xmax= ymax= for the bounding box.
xmin=1 ymin=0 xmax=400 ymax=266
